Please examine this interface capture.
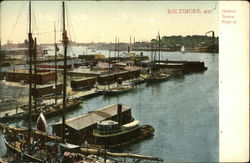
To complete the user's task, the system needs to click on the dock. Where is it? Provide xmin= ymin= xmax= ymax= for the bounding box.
xmin=0 ymin=88 xmax=99 ymax=122
xmin=0 ymin=108 xmax=24 ymax=121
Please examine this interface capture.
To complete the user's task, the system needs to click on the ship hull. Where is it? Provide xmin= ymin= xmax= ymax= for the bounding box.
xmin=147 ymin=75 xmax=170 ymax=84
xmin=94 ymin=125 xmax=154 ymax=149
xmin=27 ymin=100 xmax=81 ymax=121
xmin=99 ymin=86 xmax=133 ymax=96
xmin=3 ymin=136 xmax=44 ymax=163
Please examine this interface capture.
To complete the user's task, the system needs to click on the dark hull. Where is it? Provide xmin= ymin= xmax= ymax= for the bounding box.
xmin=1 ymin=124 xmax=62 ymax=162
xmin=131 ymin=79 xmax=148 ymax=85
xmin=94 ymin=125 xmax=154 ymax=149
xmin=146 ymin=75 xmax=170 ymax=84
xmin=3 ymin=136 xmax=44 ymax=163
xmin=104 ymin=89 xmax=131 ymax=96
xmin=27 ymin=101 xmax=81 ymax=121
xmin=0 ymin=113 xmax=24 ymax=122
xmin=100 ymin=87 xmax=133 ymax=96
xmin=0 ymin=101 xmax=82 ymax=122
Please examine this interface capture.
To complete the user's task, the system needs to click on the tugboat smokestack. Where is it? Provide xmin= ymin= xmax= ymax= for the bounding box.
xmin=117 ymin=104 xmax=122 ymax=126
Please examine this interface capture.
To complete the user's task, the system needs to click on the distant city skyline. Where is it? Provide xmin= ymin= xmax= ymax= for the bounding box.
xmin=1 ymin=1 xmax=219 ymax=44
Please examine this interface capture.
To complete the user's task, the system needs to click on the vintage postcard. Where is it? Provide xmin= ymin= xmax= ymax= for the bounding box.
xmin=0 ymin=0 xmax=248 ymax=162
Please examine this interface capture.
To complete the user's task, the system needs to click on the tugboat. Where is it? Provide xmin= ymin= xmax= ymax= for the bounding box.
xmin=93 ymin=104 xmax=154 ymax=148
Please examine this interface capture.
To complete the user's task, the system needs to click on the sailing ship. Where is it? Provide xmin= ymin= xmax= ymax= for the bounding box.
xmin=147 ymin=33 xmax=170 ymax=83
xmin=2 ymin=1 xmax=162 ymax=162
xmin=2 ymin=2 xmax=85 ymax=162
xmin=181 ymin=45 xmax=185 ymax=53
xmin=98 ymin=39 xmax=134 ymax=96
xmin=20 ymin=10 xmax=81 ymax=121
xmin=2 ymin=122 xmax=62 ymax=162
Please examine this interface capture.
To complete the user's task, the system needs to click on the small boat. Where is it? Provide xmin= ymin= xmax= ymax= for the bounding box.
xmin=147 ymin=73 xmax=171 ymax=83
xmin=131 ymin=75 xmax=150 ymax=85
xmin=99 ymin=85 xmax=134 ymax=96
xmin=22 ymin=99 xmax=82 ymax=121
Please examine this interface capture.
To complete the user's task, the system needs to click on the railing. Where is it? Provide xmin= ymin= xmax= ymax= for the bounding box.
xmin=93 ymin=128 xmax=122 ymax=136
xmin=93 ymin=126 xmax=140 ymax=136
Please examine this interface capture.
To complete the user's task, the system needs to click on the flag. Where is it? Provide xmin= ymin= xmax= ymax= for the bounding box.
xmin=37 ymin=112 xmax=47 ymax=132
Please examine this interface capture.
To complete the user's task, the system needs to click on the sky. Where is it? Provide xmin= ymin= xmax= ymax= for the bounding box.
xmin=0 ymin=1 xmax=219 ymax=44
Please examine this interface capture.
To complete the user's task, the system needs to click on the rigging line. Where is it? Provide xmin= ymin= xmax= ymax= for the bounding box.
xmin=66 ymin=7 xmax=76 ymax=58
xmin=66 ymin=4 xmax=76 ymax=44
xmin=59 ymin=6 xmax=63 ymax=36
xmin=68 ymin=8 xmax=75 ymax=45
xmin=32 ymin=6 xmax=38 ymax=36
xmin=56 ymin=6 xmax=61 ymax=41
xmin=26 ymin=6 xmax=29 ymax=40
xmin=67 ymin=5 xmax=72 ymax=41
xmin=139 ymin=84 xmax=141 ymax=121
xmin=67 ymin=4 xmax=76 ymax=42
xmin=65 ymin=5 xmax=72 ymax=41
xmin=7 ymin=2 xmax=26 ymax=41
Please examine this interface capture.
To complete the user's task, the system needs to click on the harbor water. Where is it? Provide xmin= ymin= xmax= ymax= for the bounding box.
xmin=0 ymin=50 xmax=218 ymax=162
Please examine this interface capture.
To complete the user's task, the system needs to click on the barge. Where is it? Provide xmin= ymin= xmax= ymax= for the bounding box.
xmin=5 ymin=69 xmax=56 ymax=85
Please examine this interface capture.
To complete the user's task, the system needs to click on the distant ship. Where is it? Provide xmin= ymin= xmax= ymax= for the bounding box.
xmin=98 ymin=84 xmax=134 ymax=96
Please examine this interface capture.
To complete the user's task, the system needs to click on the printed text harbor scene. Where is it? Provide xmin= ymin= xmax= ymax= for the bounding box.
xmin=0 ymin=1 xmax=219 ymax=162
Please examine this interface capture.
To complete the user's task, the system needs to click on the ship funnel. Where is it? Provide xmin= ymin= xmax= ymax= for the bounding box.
xmin=117 ymin=104 xmax=122 ymax=126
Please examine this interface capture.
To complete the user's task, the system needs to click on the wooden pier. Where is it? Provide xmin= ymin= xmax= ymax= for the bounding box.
xmin=0 ymin=89 xmax=99 ymax=122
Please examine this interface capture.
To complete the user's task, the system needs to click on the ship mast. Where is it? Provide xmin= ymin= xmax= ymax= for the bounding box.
xmin=158 ymin=32 xmax=161 ymax=62
xmin=33 ymin=38 xmax=37 ymax=111
xmin=108 ymin=49 xmax=110 ymax=89
xmin=116 ymin=38 xmax=119 ymax=87
xmin=128 ymin=36 xmax=131 ymax=54
xmin=150 ymin=42 xmax=153 ymax=76
xmin=28 ymin=0 xmax=33 ymax=142
xmin=61 ymin=1 xmax=68 ymax=143
xmin=117 ymin=38 xmax=119 ymax=63
xmin=54 ymin=21 xmax=58 ymax=104
xmin=0 ymin=3 xmax=1 ymax=81
xmin=114 ymin=37 xmax=117 ymax=61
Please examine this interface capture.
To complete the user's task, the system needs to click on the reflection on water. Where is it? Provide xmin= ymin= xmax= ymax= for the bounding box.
xmin=0 ymin=51 xmax=218 ymax=162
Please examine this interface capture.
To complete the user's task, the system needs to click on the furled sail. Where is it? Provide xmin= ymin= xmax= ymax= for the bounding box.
xmin=37 ymin=112 xmax=47 ymax=132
